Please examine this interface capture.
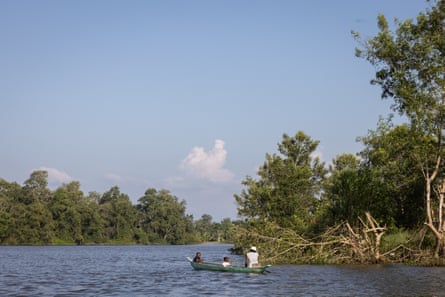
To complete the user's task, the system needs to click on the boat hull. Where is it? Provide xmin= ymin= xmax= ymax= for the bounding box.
xmin=187 ymin=257 xmax=270 ymax=273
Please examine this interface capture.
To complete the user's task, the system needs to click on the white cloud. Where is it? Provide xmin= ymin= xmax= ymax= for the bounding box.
xmin=180 ymin=139 xmax=234 ymax=183
xmin=35 ymin=166 xmax=73 ymax=184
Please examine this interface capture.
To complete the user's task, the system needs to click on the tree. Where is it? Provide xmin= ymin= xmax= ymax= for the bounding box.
xmin=99 ymin=186 xmax=137 ymax=241
xmin=26 ymin=201 xmax=54 ymax=244
xmin=0 ymin=179 xmax=21 ymax=243
xmin=322 ymin=153 xmax=363 ymax=226
xmin=323 ymin=153 xmax=395 ymax=228
xmin=354 ymin=0 xmax=445 ymax=257
xmin=18 ymin=171 xmax=54 ymax=243
xmin=51 ymin=182 xmax=84 ymax=243
xmin=50 ymin=181 xmax=103 ymax=244
xmin=82 ymin=192 xmax=104 ymax=243
xmin=194 ymin=214 xmax=215 ymax=241
xmin=358 ymin=119 xmax=426 ymax=228
xmin=21 ymin=170 xmax=52 ymax=204
xmin=235 ymin=131 xmax=327 ymax=232
xmin=137 ymin=188 xmax=195 ymax=244
xmin=218 ymin=218 xmax=235 ymax=242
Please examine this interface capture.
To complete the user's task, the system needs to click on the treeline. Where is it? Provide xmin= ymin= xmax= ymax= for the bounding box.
xmin=233 ymin=0 xmax=445 ymax=264
xmin=0 ymin=171 xmax=234 ymax=245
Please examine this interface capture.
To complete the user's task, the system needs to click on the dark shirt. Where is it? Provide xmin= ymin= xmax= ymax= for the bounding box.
xmin=193 ymin=256 xmax=202 ymax=263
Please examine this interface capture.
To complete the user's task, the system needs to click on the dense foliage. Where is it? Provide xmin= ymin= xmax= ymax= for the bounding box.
xmin=235 ymin=132 xmax=327 ymax=232
xmin=0 ymin=172 xmax=234 ymax=245
xmin=233 ymin=0 xmax=445 ymax=264
xmin=355 ymin=0 xmax=445 ymax=257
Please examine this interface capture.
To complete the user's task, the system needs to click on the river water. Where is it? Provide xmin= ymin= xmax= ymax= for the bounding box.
xmin=1 ymin=244 xmax=445 ymax=296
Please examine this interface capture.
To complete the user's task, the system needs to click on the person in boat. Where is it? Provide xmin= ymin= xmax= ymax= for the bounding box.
xmin=193 ymin=252 xmax=203 ymax=263
xmin=222 ymin=256 xmax=231 ymax=267
xmin=245 ymin=246 xmax=259 ymax=268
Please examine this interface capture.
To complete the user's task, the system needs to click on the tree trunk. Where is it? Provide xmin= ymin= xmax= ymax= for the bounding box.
xmin=425 ymin=169 xmax=445 ymax=259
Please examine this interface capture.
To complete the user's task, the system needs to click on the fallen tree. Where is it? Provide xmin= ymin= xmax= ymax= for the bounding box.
xmin=233 ymin=212 xmax=443 ymax=265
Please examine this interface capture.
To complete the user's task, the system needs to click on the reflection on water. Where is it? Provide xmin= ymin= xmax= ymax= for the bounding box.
xmin=1 ymin=244 xmax=445 ymax=296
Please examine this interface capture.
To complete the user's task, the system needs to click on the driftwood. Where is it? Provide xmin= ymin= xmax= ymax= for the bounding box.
xmin=234 ymin=212 xmax=389 ymax=264
xmin=235 ymin=215 xmax=445 ymax=265
xmin=329 ymin=212 xmax=386 ymax=263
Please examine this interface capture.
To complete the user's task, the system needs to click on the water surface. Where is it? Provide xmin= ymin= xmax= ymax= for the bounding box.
xmin=1 ymin=244 xmax=445 ymax=296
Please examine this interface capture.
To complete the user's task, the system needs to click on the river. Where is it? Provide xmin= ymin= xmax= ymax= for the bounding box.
xmin=1 ymin=244 xmax=445 ymax=296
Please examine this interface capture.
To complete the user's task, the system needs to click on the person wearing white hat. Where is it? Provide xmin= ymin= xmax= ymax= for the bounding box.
xmin=245 ymin=246 xmax=259 ymax=268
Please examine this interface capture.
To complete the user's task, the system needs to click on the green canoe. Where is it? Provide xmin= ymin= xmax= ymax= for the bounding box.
xmin=186 ymin=257 xmax=271 ymax=274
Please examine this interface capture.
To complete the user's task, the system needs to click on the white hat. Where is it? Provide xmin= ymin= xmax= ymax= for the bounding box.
xmin=250 ymin=246 xmax=257 ymax=252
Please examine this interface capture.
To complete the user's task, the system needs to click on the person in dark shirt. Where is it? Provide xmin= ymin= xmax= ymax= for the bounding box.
xmin=193 ymin=252 xmax=203 ymax=263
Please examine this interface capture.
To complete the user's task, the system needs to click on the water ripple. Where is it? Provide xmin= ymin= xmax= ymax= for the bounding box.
xmin=1 ymin=245 xmax=445 ymax=296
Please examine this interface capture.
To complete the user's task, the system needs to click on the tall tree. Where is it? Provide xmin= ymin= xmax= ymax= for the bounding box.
xmin=137 ymin=188 xmax=194 ymax=244
xmin=322 ymin=153 xmax=362 ymax=226
xmin=235 ymin=131 xmax=327 ymax=232
xmin=51 ymin=181 xmax=103 ymax=244
xmin=323 ymin=153 xmax=395 ymax=228
xmin=21 ymin=170 xmax=52 ymax=204
xmin=20 ymin=171 xmax=54 ymax=243
xmin=358 ymin=119 xmax=426 ymax=228
xmin=99 ymin=186 xmax=137 ymax=241
xmin=354 ymin=0 xmax=445 ymax=257
xmin=51 ymin=182 xmax=84 ymax=243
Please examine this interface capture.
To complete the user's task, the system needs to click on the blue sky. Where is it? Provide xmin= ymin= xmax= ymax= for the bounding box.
xmin=1 ymin=1 xmax=431 ymax=221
